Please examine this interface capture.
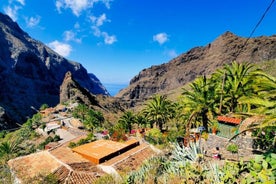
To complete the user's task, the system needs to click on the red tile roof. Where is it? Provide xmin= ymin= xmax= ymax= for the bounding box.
xmin=217 ymin=116 xmax=242 ymax=125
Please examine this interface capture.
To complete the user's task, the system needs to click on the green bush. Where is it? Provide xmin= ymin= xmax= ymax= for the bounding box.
xmin=227 ymin=143 xmax=239 ymax=154
xmin=38 ymin=136 xmax=54 ymax=150
xmin=145 ymin=128 xmax=163 ymax=144
xmin=94 ymin=174 xmax=117 ymax=184
xmin=68 ymin=142 xmax=77 ymax=148
xmin=68 ymin=134 xmax=96 ymax=148
xmin=39 ymin=104 xmax=49 ymax=111
xmin=166 ymin=127 xmax=183 ymax=143
xmin=0 ymin=130 xmax=8 ymax=139
xmin=252 ymin=127 xmax=275 ymax=150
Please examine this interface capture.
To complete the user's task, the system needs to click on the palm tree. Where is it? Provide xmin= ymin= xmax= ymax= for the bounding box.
xmin=83 ymin=109 xmax=104 ymax=132
xmin=0 ymin=141 xmax=18 ymax=160
xmin=118 ymin=111 xmax=136 ymax=133
xmin=238 ymin=73 xmax=276 ymax=125
xmin=142 ymin=95 xmax=174 ymax=131
xmin=135 ymin=114 xmax=148 ymax=128
xmin=181 ymin=75 xmax=218 ymax=133
xmin=212 ymin=61 xmax=260 ymax=113
xmin=230 ymin=72 xmax=276 ymax=148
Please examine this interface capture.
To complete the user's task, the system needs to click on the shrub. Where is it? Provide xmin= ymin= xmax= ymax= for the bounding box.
xmin=39 ymin=104 xmax=49 ymax=111
xmin=145 ymin=128 xmax=163 ymax=144
xmin=53 ymin=135 xmax=61 ymax=142
xmin=252 ymin=127 xmax=275 ymax=150
xmin=166 ymin=128 xmax=184 ymax=143
xmin=38 ymin=136 xmax=54 ymax=150
xmin=227 ymin=143 xmax=238 ymax=154
xmin=68 ymin=142 xmax=77 ymax=148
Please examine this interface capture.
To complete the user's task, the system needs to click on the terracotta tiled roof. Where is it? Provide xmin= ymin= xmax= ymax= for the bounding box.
xmin=8 ymin=151 xmax=62 ymax=181
xmin=114 ymin=144 xmax=156 ymax=172
xmin=67 ymin=171 xmax=102 ymax=184
xmin=217 ymin=116 xmax=242 ymax=125
xmin=52 ymin=165 xmax=71 ymax=183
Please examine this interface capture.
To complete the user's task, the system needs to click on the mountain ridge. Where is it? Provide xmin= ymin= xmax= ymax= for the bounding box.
xmin=116 ymin=31 xmax=276 ymax=102
xmin=0 ymin=13 xmax=108 ymax=129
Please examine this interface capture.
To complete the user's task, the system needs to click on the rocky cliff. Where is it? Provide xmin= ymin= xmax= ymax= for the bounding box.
xmin=0 ymin=13 xmax=108 ymax=129
xmin=60 ymin=72 xmax=99 ymax=106
xmin=116 ymin=31 xmax=276 ymax=102
xmin=60 ymin=71 xmax=127 ymax=123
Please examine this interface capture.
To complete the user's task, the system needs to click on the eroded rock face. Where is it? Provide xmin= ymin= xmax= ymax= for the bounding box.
xmin=60 ymin=72 xmax=98 ymax=106
xmin=116 ymin=31 xmax=276 ymax=101
xmin=0 ymin=13 xmax=108 ymax=129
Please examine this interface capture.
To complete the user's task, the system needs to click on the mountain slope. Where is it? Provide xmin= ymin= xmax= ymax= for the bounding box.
xmin=116 ymin=31 xmax=276 ymax=102
xmin=0 ymin=13 xmax=108 ymax=129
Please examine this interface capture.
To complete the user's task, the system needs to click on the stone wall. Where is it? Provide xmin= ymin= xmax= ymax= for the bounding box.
xmin=202 ymin=134 xmax=255 ymax=160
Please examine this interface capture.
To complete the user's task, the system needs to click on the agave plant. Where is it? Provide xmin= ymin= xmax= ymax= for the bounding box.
xmin=208 ymin=162 xmax=222 ymax=183
xmin=127 ymin=156 xmax=161 ymax=184
xmin=171 ymin=141 xmax=203 ymax=163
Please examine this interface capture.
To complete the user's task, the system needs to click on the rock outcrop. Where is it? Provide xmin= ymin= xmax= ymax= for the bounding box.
xmin=0 ymin=13 xmax=108 ymax=129
xmin=60 ymin=71 xmax=128 ymax=123
xmin=60 ymin=72 xmax=99 ymax=106
xmin=116 ymin=31 xmax=276 ymax=102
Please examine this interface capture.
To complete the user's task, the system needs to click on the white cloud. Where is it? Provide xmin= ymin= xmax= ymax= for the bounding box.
xmin=153 ymin=32 xmax=169 ymax=45
xmin=16 ymin=0 xmax=25 ymax=6
xmin=54 ymin=0 xmax=115 ymax=45
xmin=3 ymin=0 xmax=26 ymax=21
xmin=4 ymin=6 xmax=19 ymax=21
xmin=26 ymin=15 xmax=41 ymax=27
xmin=92 ymin=26 xmax=101 ymax=37
xmin=90 ymin=13 xmax=108 ymax=27
xmin=63 ymin=30 xmax=82 ymax=43
xmin=101 ymin=0 xmax=112 ymax=9
xmin=48 ymin=40 xmax=72 ymax=57
xmin=90 ymin=13 xmax=116 ymax=45
xmin=55 ymin=0 xmax=112 ymax=16
xmin=102 ymin=32 xmax=117 ymax=45
xmin=56 ymin=0 xmax=63 ymax=13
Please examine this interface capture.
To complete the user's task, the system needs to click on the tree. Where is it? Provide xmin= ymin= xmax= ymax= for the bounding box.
xmin=212 ymin=61 xmax=260 ymax=113
xmin=238 ymin=72 xmax=276 ymax=116
xmin=72 ymin=104 xmax=89 ymax=122
xmin=118 ymin=111 xmax=136 ymax=133
xmin=181 ymin=75 xmax=218 ymax=133
xmin=31 ymin=113 xmax=42 ymax=129
xmin=0 ymin=141 xmax=18 ymax=161
xmin=135 ymin=114 xmax=148 ymax=128
xmin=83 ymin=109 xmax=104 ymax=132
xmin=232 ymin=73 xmax=276 ymax=148
xmin=143 ymin=95 xmax=174 ymax=131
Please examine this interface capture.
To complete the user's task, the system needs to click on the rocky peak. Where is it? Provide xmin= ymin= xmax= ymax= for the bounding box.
xmin=60 ymin=71 xmax=98 ymax=106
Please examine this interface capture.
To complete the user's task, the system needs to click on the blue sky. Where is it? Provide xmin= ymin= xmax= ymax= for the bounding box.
xmin=1 ymin=0 xmax=276 ymax=84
